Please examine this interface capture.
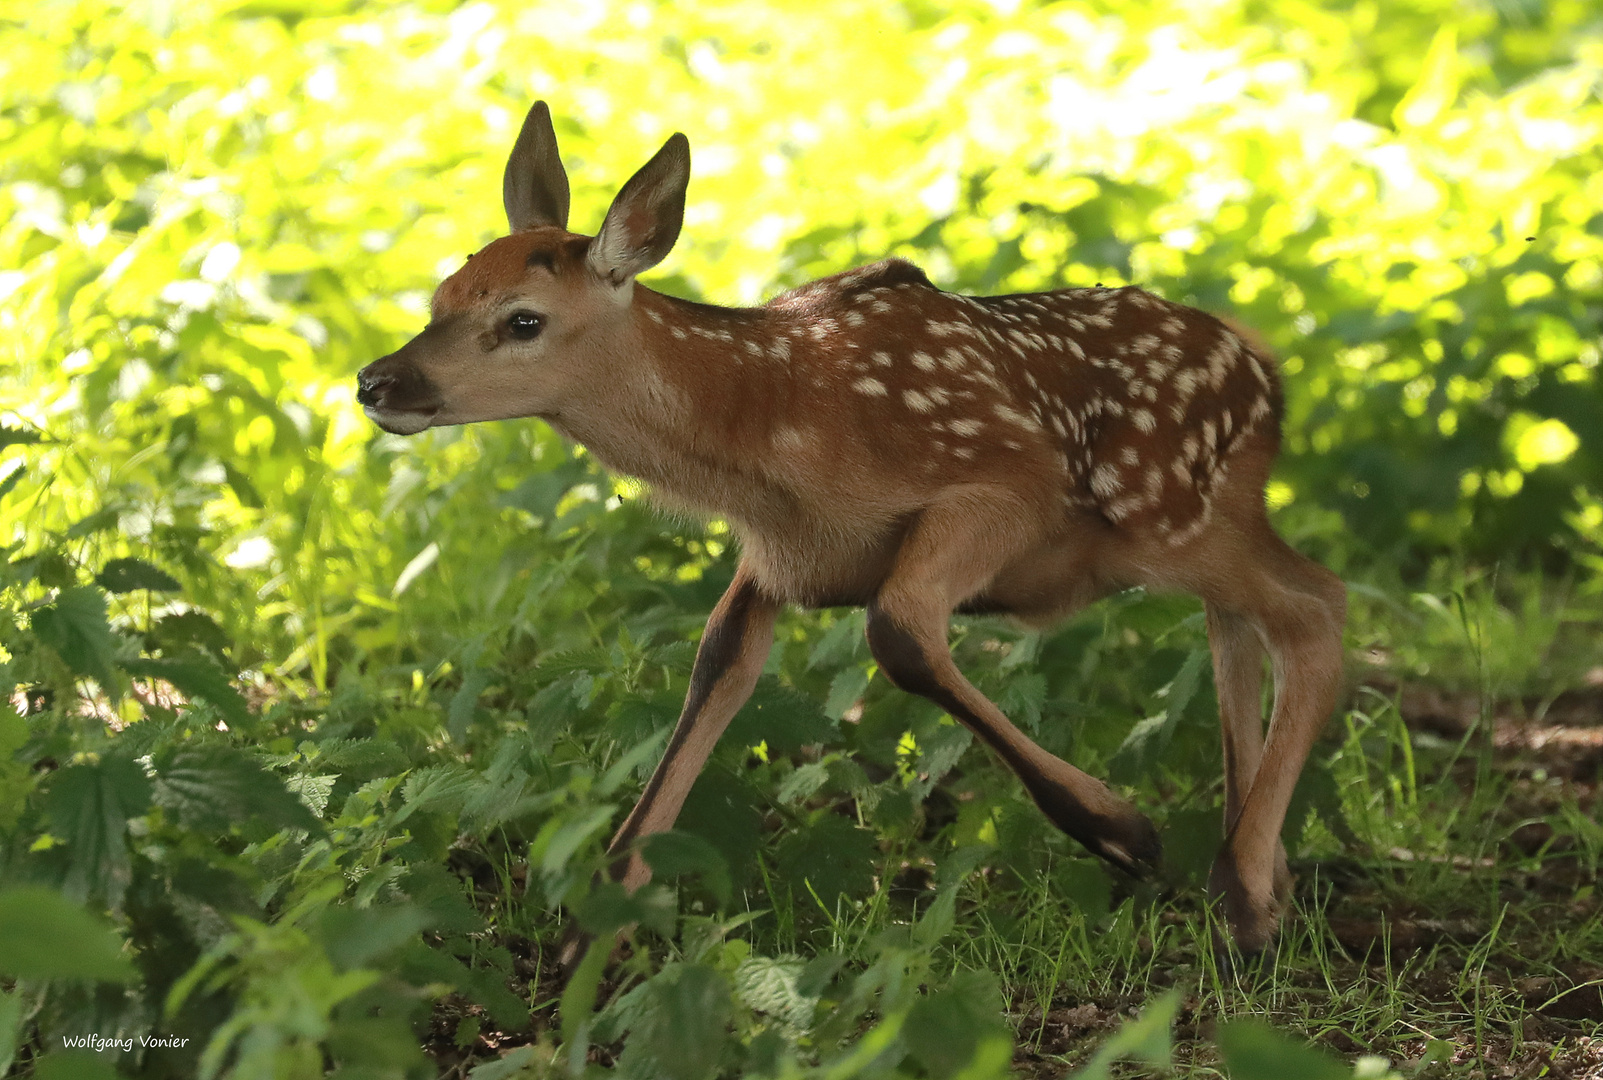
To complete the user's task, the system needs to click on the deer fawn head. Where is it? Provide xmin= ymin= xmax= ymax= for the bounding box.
xmin=356 ymin=102 xmax=689 ymax=436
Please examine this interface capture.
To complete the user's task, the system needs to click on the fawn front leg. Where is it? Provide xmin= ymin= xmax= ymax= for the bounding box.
xmin=605 ymin=563 xmax=779 ymax=888
xmin=558 ymin=565 xmax=777 ymax=973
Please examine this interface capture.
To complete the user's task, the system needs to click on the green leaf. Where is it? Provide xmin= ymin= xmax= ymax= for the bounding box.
xmin=94 ymin=556 xmax=181 ymax=593
xmin=0 ymin=886 xmax=134 ymax=982
xmin=0 ymin=463 xmax=24 ymax=502
xmin=903 ymin=970 xmax=1012 ymax=1080
xmin=535 ymin=804 xmax=616 ymax=879
xmin=734 ymin=955 xmax=814 ymax=1036
xmin=123 ymin=654 xmax=249 ymax=726
xmin=394 ymin=762 xmax=477 ymax=823
xmin=997 ymin=671 xmax=1046 ymax=732
xmin=775 ymin=815 xmax=878 ymax=904
xmin=807 ymin=611 xmax=866 ymax=670
xmin=147 ymin=610 xmax=231 ymax=663
xmin=1215 ymin=1019 xmax=1350 ymax=1080
xmin=559 ymin=936 xmax=611 ymax=1048
xmin=447 ymin=667 xmax=491 ymax=742
xmin=0 ymin=426 xmax=43 ymax=450
xmin=65 ymin=507 xmax=121 ymax=539
xmin=1109 ymin=646 xmax=1209 ymax=784
xmin=152 ymin=746 xmax=322 ymax=833
xmin=32 ymin=1051 xmax=120 ymax=1080
xmin=285 ymin=774 xmax=337 ymax=817
xmin=908 ymin=721 xmax=972 ymax=801
xmin=776 ymin=760 xmax=831 ymax=805
xmin=640 ymin=964 xmax=731 ymax=1080
xmin=575 ymin=880 xmax=677 ymax=937
xmin=43 ymin=756 xmax=152 ymax=908
xmin=31 ymin=586 xmax=122 ymax=692
xmin=466 ymin=1045 xmax=541 ymax=1079
xmin=1284 ymin=756 xmax=1357 ymax=848
xmin=1393 ymin=25 xmax=1460 ymax=129
xmin=641 ymin=829 xmax=732 ymax=906
xmin=0 ymin=989 xmax=22 ymax=1075
xmin=327 ymin=1015 xmax=431 ymax=1075
xmin=678 ymin=769 xmax=765 ymax=886
xmin=0 ymin=712 xmax=30 ymax=830
xmin=725 ymin=676 xmax=838 ymax=753
xmin=1054 ymin=859 xmax=1113 ymax=922
xmin=316 ymin=903 xmax=428 ymax=971
xmin=823 ymin=665 xmax=871 ymax=721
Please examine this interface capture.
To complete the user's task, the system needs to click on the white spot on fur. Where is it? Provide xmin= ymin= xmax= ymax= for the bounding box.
xmin=1133 ymin=408 xmax=1156 ymax=434
xmin=949 ymin=418 xmax=983 ymax=437
xmin=1206 ymin=339 xmax=1236 ymax=387
xmin=853 ymin=376 xmax=888 ymax=396
xmin=1090 ymin=464 xmax=1123 ymax=497
xmin=993 ymin=403 xmax=1041 ymax=431
xmin=911 ymin=351 xmax=937 ymax=372
xmin=903 ymin=389 xmax=934 ymax=413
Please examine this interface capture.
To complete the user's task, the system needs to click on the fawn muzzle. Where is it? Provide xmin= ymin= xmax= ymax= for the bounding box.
xmin=357 ymin=354 xmax=444 ymax=435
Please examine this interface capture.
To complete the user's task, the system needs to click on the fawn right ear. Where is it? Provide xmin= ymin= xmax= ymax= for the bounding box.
xmin=503 ymin=101 xmax=571 ymax=231
xmin=587 ymin=132 xmax=690 ymax=286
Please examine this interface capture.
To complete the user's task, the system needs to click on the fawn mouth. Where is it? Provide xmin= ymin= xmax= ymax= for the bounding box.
xmin=363 ymin=405 xmax=439 ymax=436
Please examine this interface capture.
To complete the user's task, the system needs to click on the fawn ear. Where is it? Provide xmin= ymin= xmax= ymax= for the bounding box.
xmin=588 ymin=132 xmax=690 ymax=285
xmin=503 ymin=101 xmax=571 ymax=231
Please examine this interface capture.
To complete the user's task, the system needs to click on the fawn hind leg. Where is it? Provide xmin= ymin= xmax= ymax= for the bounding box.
xmin=865 ymin=497 xmax=1162 ymax=876
xmin=1204 ymin=538 xmax=1345 ymax=952
xmin=1206 ymin=603 xmax=1291 ymax=909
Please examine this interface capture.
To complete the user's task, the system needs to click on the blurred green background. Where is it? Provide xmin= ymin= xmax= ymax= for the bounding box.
xmin=4 ymin=0 xmax=1601 ymax=691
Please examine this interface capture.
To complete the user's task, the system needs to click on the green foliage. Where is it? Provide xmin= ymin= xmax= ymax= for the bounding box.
xmin=1216 ymin=1019 xmax=1352 ymax=1080
xmin=0 ymin=886 xmax=135 ymax=983
xmin=1 ymin=0 xmax=1599 ymax=1075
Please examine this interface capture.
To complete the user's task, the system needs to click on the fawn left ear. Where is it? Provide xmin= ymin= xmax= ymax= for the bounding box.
xmin=587 ymin=132 xmax=690 ymax=286
xmin=503 ymin=101 xmax=571 ymax=232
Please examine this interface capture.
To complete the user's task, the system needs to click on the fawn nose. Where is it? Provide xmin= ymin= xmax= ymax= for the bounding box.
xmin=355 ymin=365 xmax=393 ymax=407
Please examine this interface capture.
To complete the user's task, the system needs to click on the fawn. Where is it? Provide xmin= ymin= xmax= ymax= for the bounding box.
xmin=357 ymin=101 xmax=1346 ymax=954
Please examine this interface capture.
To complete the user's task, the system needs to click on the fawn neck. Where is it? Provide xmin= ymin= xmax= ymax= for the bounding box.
xmin=552 ymin=286 xmax=804 ymax=521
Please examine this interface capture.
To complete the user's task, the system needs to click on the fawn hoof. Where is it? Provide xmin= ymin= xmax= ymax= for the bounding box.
xmin=1206 ymin=848 xmax=1285 ymax=957
xmin=1072 ymin=808 xmax=1162 ymax=880
xmin=1023 ymin=775 xmax=1160 ymax=878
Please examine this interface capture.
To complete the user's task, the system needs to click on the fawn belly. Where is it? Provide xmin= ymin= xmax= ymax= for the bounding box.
xmin=738 ymin=515 xmax=910 ymax=609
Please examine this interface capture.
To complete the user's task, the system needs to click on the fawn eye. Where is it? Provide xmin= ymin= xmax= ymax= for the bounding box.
xmin=506 ymin=310 xmax=543 ymax=341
